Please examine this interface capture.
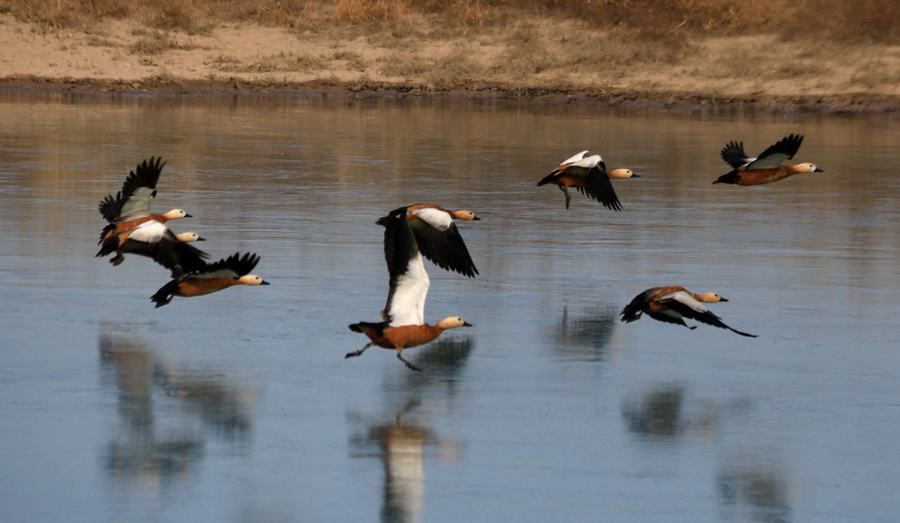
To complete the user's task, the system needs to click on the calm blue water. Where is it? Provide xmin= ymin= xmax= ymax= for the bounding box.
xmin=1 ymin=94 xmax=898 ymax=522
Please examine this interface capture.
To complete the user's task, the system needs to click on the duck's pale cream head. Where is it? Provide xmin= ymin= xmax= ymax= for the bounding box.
xmin=608 ymin=168 xmax=639 ymax=179
xmin=452 ymin=210 xmax=481 ymax=221
xmin=794 ymin=162 xmax=824 ymax=173
xmin=697 ymin=292 xmax=727 ymax=303
xmin=174 ymin=232 xmax=205 ymax=242
xmin=238 ymin=274 xmax=271 ymax=286
xmin=437 ymin=316 xmax=473 ymax=329
xmin=163 ymin=209 xmax=192 ymax=220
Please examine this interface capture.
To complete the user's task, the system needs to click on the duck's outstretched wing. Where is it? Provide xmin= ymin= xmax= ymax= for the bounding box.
xmin=579 ymin=163 xmax=622 ymax=211
xmin=407 ymin=208 xmax=478 ymax=278
xmin=192 ymin=252 xmax=260 ymax=279
xmin=659 ymin=291 xmax=757 ymax=337
xmin=537 ymin=150 xmax=591 ymax=186
xmin=99 ymin=157 xmax=166 ymax=223
xmin=745 ymin=134 xmax=803 ymax=171
xmin=377 ymin=209 xmax=429 ymax=327
xmin=720 ymin=141 xmax=754 ymax=169
xmin=124 ymin=221 xmax=208 ymax=276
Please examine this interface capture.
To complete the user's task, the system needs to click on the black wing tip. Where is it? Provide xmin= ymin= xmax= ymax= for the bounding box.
xmin=348 ymin=323 xmax=363 ymax=332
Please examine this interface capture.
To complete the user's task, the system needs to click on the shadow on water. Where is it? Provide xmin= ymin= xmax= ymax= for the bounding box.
xmin=347 ymin=336 xmax=473 ymax=523
xmin=98 ymin=327 xmax=255 ymax=489
xmin=717 ymin=462 xmax=792 ymax=523
xmin=554 ymin=306 xmax=617 ymax=361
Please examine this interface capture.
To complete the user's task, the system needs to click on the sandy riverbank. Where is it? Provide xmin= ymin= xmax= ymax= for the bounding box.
xmin=1 ymin=4 xmax=898 ymax=112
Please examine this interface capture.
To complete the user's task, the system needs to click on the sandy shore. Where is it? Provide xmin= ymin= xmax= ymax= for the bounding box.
xmin=1 ymin=14 xmax=898 ymax=113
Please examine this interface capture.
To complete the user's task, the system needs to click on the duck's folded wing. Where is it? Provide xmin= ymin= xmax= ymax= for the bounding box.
xmin=192 ymin=252 xmax=259 ymax=279
xmin=408 ymin=208 xmax=478 ymax=278
xmin=125 ymin=222 xmax=208 ymax=275
xmin=580 ymin=164 xmax=622 ymax=211
xmin=99 ymin=157 xmax=166 ymax=222
xmin=720 ymin=141 xmax=754 ymax=169
xmin=380 ymin=210 xmax=429 ymax=326
xmin=745 ymin=134 xmax=803 ymax=171
xmin=659 ymin=291 xmax=756 ymax=337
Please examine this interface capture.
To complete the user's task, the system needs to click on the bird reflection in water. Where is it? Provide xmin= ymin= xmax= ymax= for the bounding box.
xmin=99 ymin=328 xmax=255 ymax=491
xmin=621 ymin=384 xmax=686 ymax=438
xmin=348 ymin=337 xmax=471 ymax=523
xmin=622 ymin=384 xmax=752 ymax=441
xmin=554 ymin=306 xmax=617 ymax=361
xmin=718 ymin=463 xmax=791 ymax=523
xmin=349 ymin=399 xmax=459 ymax=523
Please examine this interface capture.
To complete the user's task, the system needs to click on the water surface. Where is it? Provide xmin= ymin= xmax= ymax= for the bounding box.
xmin=1 ymin=94 xmax=899 ymax=522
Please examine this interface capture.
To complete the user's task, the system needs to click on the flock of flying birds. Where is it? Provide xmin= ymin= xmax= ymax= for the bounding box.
xmin=97 ymin=134 xmax=821 ymax=371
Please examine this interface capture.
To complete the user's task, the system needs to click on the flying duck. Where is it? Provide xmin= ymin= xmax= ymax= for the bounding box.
xmin=390 ymin=203 xmax=480 ymax=278
xmin=150 ymin=252 xmax=270 ymax=307
xmin=537 ymin=151 xmax=623 ymax=210
xmin=620 ymin=286 xmax=757 ymax=337
xmin=346 ymin=208 xmax=472 ymax=372
xmin=714 ymin=134 xmax=823 ymax=186
xmin=97 ymin=157 xmax=201 ymax=272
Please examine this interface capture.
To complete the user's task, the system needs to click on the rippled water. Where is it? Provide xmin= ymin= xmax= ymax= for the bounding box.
xmin=1 ymin=93 xmax=898 ymax=522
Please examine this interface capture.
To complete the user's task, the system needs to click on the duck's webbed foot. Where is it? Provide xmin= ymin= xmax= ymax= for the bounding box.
xmin=559 ymin=185 xmax=571 ymax=209
xmin=396 ymin=351 xmax=422 ymax=372
xmin=345 ymin=343 xmax=372 ymax=359
xmin=110 ymin=253 xmax=125 ymax=266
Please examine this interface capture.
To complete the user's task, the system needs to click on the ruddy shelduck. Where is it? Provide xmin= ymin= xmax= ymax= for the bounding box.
xmin=97 ymin=157 xmax=203 ymax=273
xmin=621 ymin=286 xmax=757 ymax=337
xmin=537 ymin=151 xmax=624 ymax=210
xmin=393 ymin=203 xmax=480 ymax=278
xmin=714 ymin=134 xmax=823 ymax=186
xmin=346 ymin=208 xmax=472 ymax=372
xmin=150 ymin=252 xmax=270 ymax=307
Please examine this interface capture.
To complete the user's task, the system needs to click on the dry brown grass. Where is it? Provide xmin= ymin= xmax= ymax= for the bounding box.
xmin=225 ymin=52 xmax=326 ymax=73
xmin=0 ymin=0 xmax=895 ymax=43
xmin=129 ymin=30 xmax=195 ymax=54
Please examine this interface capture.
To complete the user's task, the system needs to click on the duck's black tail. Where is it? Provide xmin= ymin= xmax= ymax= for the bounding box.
xmin=96 ymin=225 xmax=118 ymax=257
xmin=620 ymin=297 xmax=645 ymax=323
xmin=150 ymin=280 xmax=179 ymax=308
xmin=349 ymin=321 xmax=388 ymax=336
xmin=713 ymin=169 xmax=740 ymax=185
xmin=537 ymin=172 xmax=559 ymax=187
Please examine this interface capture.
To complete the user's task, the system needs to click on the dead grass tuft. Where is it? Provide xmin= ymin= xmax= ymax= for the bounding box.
xmin=147 ymin=3 xmax=210 ymax=35
xmin=129 ymin=30 xmax=195 ymax=55
xmin=230 ymin=51 xmax=326 ymax=73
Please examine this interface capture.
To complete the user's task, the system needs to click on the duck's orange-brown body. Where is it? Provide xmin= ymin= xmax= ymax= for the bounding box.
xmin=732 ymin=165 xmax=806 ymax=186
xmin=405 ymin=203 xmax=474 ymax=220
xmin=174 ymin=277 xmax=241 ymax=298
xmin=555 ymin=173 xmax=585 ymax=188
xmin=356 ymin=324 xmax=444 ymax=350
xmin=103 ymin=214 xmax=174 ymax=247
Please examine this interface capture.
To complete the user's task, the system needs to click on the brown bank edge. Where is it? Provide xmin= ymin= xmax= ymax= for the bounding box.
xmin=2 ymin=75 xmax=898 ymax=114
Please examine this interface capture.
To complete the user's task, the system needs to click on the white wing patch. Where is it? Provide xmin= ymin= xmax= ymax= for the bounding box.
xmin=560 ymin=150 xmax=590 ymax=164
xmin=128 ymin=220 xmax=168 ymax=243
xmin=571 ymin=154 xmax=603 ymax=169
xmin=387 ymin=253 xmax=430 ymax=327
xmin=411 ymin=208 xmax=453 ymax=231
xmin=661 ymin=291 xmax=709 ymax=313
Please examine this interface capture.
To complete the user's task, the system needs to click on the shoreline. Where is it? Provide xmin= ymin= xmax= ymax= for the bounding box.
xmin=2 ymin=76 xmax=898 ymax=114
